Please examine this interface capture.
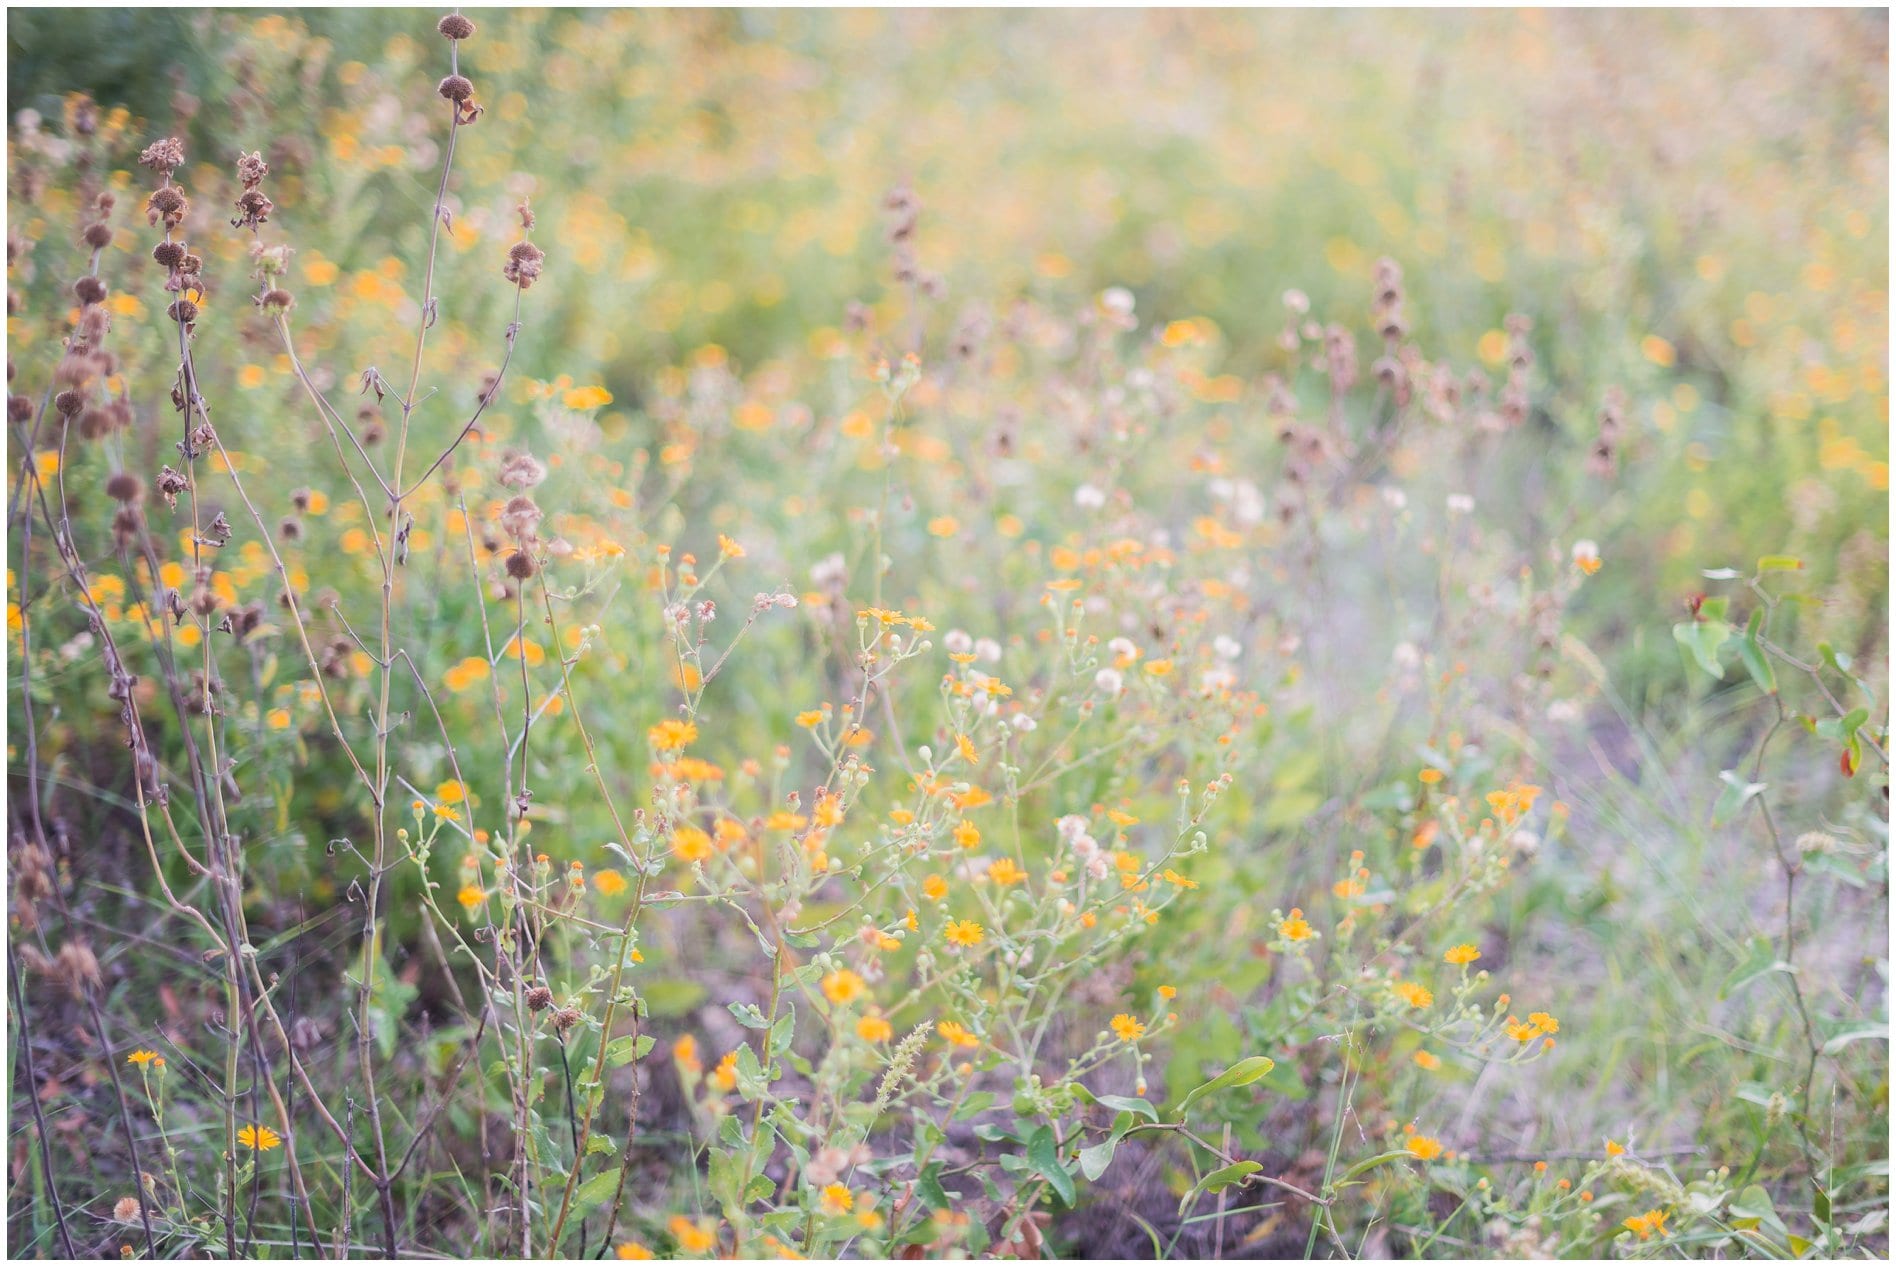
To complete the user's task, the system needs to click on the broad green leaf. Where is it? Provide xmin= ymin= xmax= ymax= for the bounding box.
xmin=570 ymin=1167 xmax=623 ymax=1216
xmin=1026 ymin=1126 xmax=1076 ymax=1207
xmin=1719 ymin=936 xmax=1794 ymax=1000
xmin=1177 ymin=1056 xmax=1276 ymax=1115
xmin=1179 ymin=1161 xmax=1262 ymax=1215
xmin=1739 ymin=611 xmax=1777 ymax=694
xmin=1674 ymin=620 xmax=1732 ymax=680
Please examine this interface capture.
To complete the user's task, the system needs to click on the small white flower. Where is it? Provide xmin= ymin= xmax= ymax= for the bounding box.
xmin=944 ymin=629 xmax=973 ymax=654
xmin=1094 ymin=667 xmax=1123 ymax=694
xmin=1446 ymin=493 xmax=1475 ymax=516
xmin=1074 ymin=484 xmax=1107 ymax=510
xmin=1214 ymin=635 xmax=1241 ymax=660
xmin=974 ymin=637 xmax=1002 ymax=663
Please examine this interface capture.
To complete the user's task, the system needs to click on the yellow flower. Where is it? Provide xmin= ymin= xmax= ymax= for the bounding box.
xmin=1444 ymin=943 xmax=1480 ymax=966
xmin=953 ymin=819 xmax=981 ymax=849
xmin=717 ymin=533 xmax=745 ymax=558
xmin=1393 ymin=982 xmax=1434 ymax=1009
xmin=955 ymin=733 xmax=978 ymax=765
xmin=987 ymin=858 xmax=1027 ymax=886
xmin=594 ymin=869 xmax=628 ymax=897
xmin=457 ymin=884 xmax=484 ymax=911
xmin=127 ymin=1049 xmax=159 ymax=1066
xmin=944 ymin=919 xmax=984 ymax=948
xmin=821 ymin=969 xmax=866 ymax=1005
xmin=796 ymin=709 xmax=824 ymax=728
xmin=819 ymin=1184 xmax=854 ymax=1215
xmin=237 ymin=1123 xmax=282 ymax=1151
xmin=936 ymin=1020 xmax=980 ymax=1048
xmin=1157 ymin=985 xmax=1177 ymax=1000
xmin=563 ymin=384 xmax=614 ymax=410
xmin=674 ymin=825 xmax=714 ymax=863
xmin=1527 ymin=1011 xmax=1560 ymax=1034
xmin=1413 ymin=1050 xmax=1441 ymax=1071
xmin=616 ymin=1243 xmax=655 ymax=1260
xmin=649 ymin=719 xmax=699 ymax=752
xmin=856 ymin=1014 xmax=893 ymax=1043
xmin=1110 ymin=1013 xmax=1146 ymax=1042
xmin=667 ymin=1216 xmax=717 ymax=1254
xmin=1406 ymin=1135 xmax=1444 ymax=1161
xmin=1161 ymin=868 xmax=1197 ymax=889
xmin=1605 ymin=1139 xmax=1626 ymax=1158
xmin=435 ymin=779 xmax=466 ymax=804
xmin=1622 ymin=1208 xmax=1669 ymax=1241
xmin=1276 ymin=908 xmax=1315 ymax=941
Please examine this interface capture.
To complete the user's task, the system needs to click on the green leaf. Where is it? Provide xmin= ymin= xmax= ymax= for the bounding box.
xmin=1026 ymin=1126 xmax=1076 ymax=1208
xmin=1078 ymin=1137 xmax=1120 ymax=1182
xmin=1674 ymin=620 xmax=1732 ymax=680
xmin=1177 ymin=1056 xmax=1276 ymax=1115
xmin=1740 ymin=611 xmax=1777 ymax=694
xmin=1719 ymin=936 xmax=1794 ymax=1000
xmin=1078 ymin=1089 xmax=1159 ymax=1122
xmin=1713 ymin=770 xmax=1767 ymax=825
xmin=914 ymin=1166 xmax=953 ymax=1212
xmin=604 ymin=1033 xmax=655 ymax=1067
xmin=1336 ymin=1149 xmax=1417 ymax=1185
xmin=570 ymin=1167 xmax=623 ymax=1217
xmin=1179 ymin=1161 xmax=1262 ymax=1215
xmin=1821 ymin=1023 xmax=1886 ymax=1056
xmin=728 ymin=1002 xmax=769 ymax=1029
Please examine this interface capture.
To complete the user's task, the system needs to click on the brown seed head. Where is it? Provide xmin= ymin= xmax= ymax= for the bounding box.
xmin=437 ymin=12 xmax=476 ymax=39
xmin=438 ymin=74 xmax=475 ymax=103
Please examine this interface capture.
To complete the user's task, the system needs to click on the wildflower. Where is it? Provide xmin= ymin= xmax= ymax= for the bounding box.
xmin=615 ymin=1244 xmax=654 ymax=1260
xmin=237 ymin=1123 xmax=283 ymax=1151
xmin=648 ymin=719 xmax=698 ymax=751
xmin=594 ymin=870 xmax=628 ymax=897
xmin=987 ymin=858 xmax=1027 ymax=886
xmin=1528 ymin=1010 xmax=1560 ymax=1034
xmin=709 ymin=1052 xmax=738 ymax=1093
xmin=1406 ymin=1135 xmax=1444 ymax=1161
xmin=796 ymin=709 xmax=824 ymax=728
xmin=456 ymin=884 xmax=484 ymax=911
xmin=820 ymin=969 xmax=866 ymax=1005
xmin=944 ymin=919 xmax=984 ymax=948
xmin=1572 ymin=539 xmax=1602 ymax=575
xmin=1110 ymin=1014 xmax=1146 ymax=1042
xmin=113 ymin=1197 xmax=143 ymax=1223
xmin=1622 ymin=1209 xmax=1669 ymax=1240
xmin=1413 ymin=1050 xmax=1441 ymax=1071
xmin=1276 ymin=908 xmax=1315 ymax=941
xmin=1393 ymin=982 xmax=1434 ymax=1009
xmin=127 ymin=1049 xmax=159 ymax=1066
xmin=953 ymin=820 xmax=981 ymax=849
xmin=1161 ymin=868 xmax=1197 ymax=889
xmin=856 ymin=1014 xmax=893 ymax=1043
xmin=437 ymin=12 xmax=476 ymax=39
xmin=1444 ymin=943 xmax=1480 ymax=966
xmin=922 ymin=874 xmax=948 ymax=901
xmin=673 ymin=825 xmax=714 ymax=863
xmin=937 ymin=1020 xmax=980 ymax=1048
xmin=1605 ymin=1139 xmax=1626 ymax=1158
xmin=955 ymin=733 xmax=978 ymax=764
xmin=668 ymin=1216 xmax=717 ymax=1254
xmin=819 ymin=1184 xmax=854 ymax=1215
xmin=1157 ymin=985 xmax=1177 ymax=1000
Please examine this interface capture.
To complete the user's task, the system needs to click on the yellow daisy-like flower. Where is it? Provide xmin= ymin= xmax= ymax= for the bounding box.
xmin=1444 ymin=943 xmax=1480 ymax=966
xmin=1413 ymin=1050 xmax=1442 ymax=1071
xmin=456 ymin=884 xmax=485 ymax=911
xmin=667 ymin=1216 xmax=717 ymax=1254
xmin=1110 ymin=1013 xmax=1146 ymax=1042
xmin=615 ymin=1243 xmax=655 ymax=1260
xmin=594 ymin=869 xmax=628 ymax=897
xmin=819 ymin=1183 xmax=854 ymax=1215
xmin=1276 ymin=908 xmax=1315 ymax=941
xmin=820 ymin=969 xmax=866 ymax=1005
xmin=648 ymin=719 xmax=699 ymax=752
xmin=936 ymin=1020 xmax=980 ymax=1048
xmin=1406 ymin=1135 xmax=1444 ymax=1161
xmin=856 ymin=1014 xmax=893 ymax=1043
xmin=237 ymin=1123 xmax=282 ymax=1151
xmin=1392 ymin=981 xmax=1434 ymax=1009
xmin=943 ymin=919 xmax=985 ymax=948
xmin=987 ymin=858 xmax=1027 ymax=886
xmin=127 ymin=1049 xmax=160 ymax=1066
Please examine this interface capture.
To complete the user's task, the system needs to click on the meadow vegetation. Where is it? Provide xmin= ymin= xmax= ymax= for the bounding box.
xmin=5 ymin=8 xmax=1888 ymax=1259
